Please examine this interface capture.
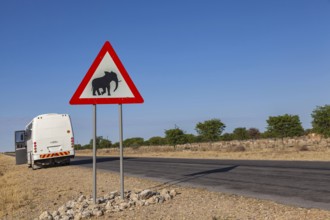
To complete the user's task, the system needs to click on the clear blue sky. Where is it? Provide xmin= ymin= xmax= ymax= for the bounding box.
xmin=1 ymin=0 xmax=329 ymax=152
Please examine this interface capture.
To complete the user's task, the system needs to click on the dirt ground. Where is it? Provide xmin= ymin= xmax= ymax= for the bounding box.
xmin=1 ymin=153 xmax=330 ymax=220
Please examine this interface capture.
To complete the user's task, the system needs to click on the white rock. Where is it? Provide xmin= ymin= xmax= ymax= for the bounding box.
xmin=128 ymin=201 xmax=136 ymax=207
xmin=157 ymin=196 xmax=165 ymax=204
xmin=39 ymin=211 xmax=53 ymax=220
xmin=139 ymin=189 xmax=154 ymax=200
xmin=77 ymin=195 xmax=86 ymax=203
xmin=81 ymin=210 xmax=92 ymax=219
xmin=66 ymin=209 xmax=74 ymax=216
xmin=110 ymin=191 xmax=119 ymax=197
xmin=160 ymin=189 xmax=169 ymax=196
xmin=80 ymin=201 xmax=89 ymax=209
xmin=115 ymin=197 xmax=125 ymax=205
xmin=146 ymin=196 xmax=156 ymax=204
xmin=170 ymin=189 xmax=177 ymax=197
xmin=66 ymin=200 xmax=76 ymax=209
xmin=105 ymin=201 xmax=113 ymax=210
xmin=73 ymin=213 xmax=82 ymax=220
xmin=96 ymin=197 xmax=105 ymax=204
xmin=58 ymin=205 xmax=67 ymax=215
xmin=113 ymin=206 xmax=121 ymax=212
xmin=105 ymin=210 xmax=113 ymax=214
xmin=92 ymin=209 xmax=103 ymax=217
xmin=136 ymin=200 xmax=145 ymax=207
xmin=164 ymin=193 xmax=172 ymax=201
xmin=75 ymin=205 xmax=84 ymax=213
xmin=61 ymin=216 xmax=70 ymax=220
xmin=88 ymin=204 xmax=101 ymax=211
xmin=105 ymin=194 xmax=115 ymax=200
xmin=51 ymin=211 xmax=59 ymax=218
xmin=119 ymin=202 xmax=129 ymax=210
xmin=130 ymin=192 xmax=139 ymax=201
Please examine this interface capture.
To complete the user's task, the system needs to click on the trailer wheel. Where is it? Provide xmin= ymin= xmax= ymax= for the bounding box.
xmin=32 ymin=164 xmax=37 ymax=170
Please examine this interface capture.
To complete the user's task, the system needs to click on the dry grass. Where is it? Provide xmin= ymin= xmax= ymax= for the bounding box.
xmin=1 ymin=147 xmax=330 ymax=220
xmin=76 ymin=139 xmax=330 ymax=162
xmin=0 ymin=156 xmax=33 ymax=218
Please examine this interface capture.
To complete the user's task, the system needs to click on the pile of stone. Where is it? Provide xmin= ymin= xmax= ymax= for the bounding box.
xmin=38 ymin=189 xmax=177 ymax=220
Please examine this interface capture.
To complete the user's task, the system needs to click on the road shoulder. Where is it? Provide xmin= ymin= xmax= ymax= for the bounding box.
xmin=1 ymin=154 xmax=330 ymax=220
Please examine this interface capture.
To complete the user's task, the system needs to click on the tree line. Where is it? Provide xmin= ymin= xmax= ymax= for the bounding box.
xmin=74 ymin=104 xmax=330 ymax=150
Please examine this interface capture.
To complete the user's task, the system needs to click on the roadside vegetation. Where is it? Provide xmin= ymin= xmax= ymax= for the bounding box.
xmin=74 ymin=104 xmax=330 ymax=150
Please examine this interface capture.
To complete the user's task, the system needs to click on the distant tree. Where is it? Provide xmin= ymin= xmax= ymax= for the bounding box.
xmin=260 ymin=131 xmax=272 ymax=139
xmin=100 ymin=138 xmax=112 ymax=148
xmin=81 ymin=144 xmax=92 ymax=149
xmin=89 ymin=136 xmax=112 ymax=149
xmin=266 ymin=114 xmax=304 ymax=139
xmin=165 ymin=127 xmax=188 ymax=148
xmin=233 ymin=127 xmax=249 ymax=140
xmin=124 ymin=137 xmax=144 ymax=148
xmin=184 ymin=134 xmax=200 ymax=143
xmin=112 ymin=142 xmax=119 ymax=148
xmin=74 ymin=144 xmax=82 ymax=150
xmin=248 ymin=128 xmax=261 ymax=139
xmin=311 ymin=105 xmax=330 ymax=137
xmin=304 ymin=128 xmax=313 ymax=136
xmin=195 ymin=119 xmax=226 ymax=142
xmin=221 ymin=133 xmax=234 ymax=141
xmin=89 ymin=136 xmax=101 ymax=147
xmin=147 ymin=136 xmax=167 ymax=146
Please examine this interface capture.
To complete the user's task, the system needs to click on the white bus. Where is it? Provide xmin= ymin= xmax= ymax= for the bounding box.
xmin=24 ymin=113 xmax=75 ymax=169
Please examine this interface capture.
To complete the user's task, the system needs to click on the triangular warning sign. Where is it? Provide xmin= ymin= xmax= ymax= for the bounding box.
xmin=70 ymin=41 xmax=144 ymax=105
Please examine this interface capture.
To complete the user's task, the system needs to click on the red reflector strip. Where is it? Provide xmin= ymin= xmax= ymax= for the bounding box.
xmin=40 ymin=151 xmax=70 ymax=159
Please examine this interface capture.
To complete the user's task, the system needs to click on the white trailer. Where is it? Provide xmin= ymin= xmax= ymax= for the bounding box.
xmin=22 ymin=113 xmax=75 ymax=169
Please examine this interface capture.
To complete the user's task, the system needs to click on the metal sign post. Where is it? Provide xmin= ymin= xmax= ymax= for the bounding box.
xmin=119 ymin=104 xmax=124 ymax=199
xmin=93 ymin=104 xmax=97 ymax=203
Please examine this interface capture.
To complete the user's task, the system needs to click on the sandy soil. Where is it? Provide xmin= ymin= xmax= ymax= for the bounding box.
xmin=1 ymin=154 xmax=330 ymax=220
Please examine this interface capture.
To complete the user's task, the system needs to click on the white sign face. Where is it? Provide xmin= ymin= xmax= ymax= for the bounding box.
xmin=80 ymin=52 xmax=134 ymax=99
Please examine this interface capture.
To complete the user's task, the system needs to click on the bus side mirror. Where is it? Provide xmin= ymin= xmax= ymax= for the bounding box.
xmin=15 ymin=130 xmax=25 ymax=143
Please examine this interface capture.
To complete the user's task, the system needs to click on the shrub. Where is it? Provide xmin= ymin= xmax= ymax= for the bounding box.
xmin=299 ymin=145 xmax=309 ymax=151
xmin=231 ymin=146 xmax=246 ymax=152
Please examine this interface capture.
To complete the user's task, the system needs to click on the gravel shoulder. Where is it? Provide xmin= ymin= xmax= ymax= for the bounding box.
xmin=1 ymin=154 xmax=330 ymax=220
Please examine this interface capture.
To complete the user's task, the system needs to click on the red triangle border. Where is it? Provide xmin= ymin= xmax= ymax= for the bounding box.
xmin=70 ymin=41 xmax=144 ymax=105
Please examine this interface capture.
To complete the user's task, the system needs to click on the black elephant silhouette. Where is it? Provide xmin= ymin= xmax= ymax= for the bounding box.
xmin=92 ymin=71 xmax=119 ymax=96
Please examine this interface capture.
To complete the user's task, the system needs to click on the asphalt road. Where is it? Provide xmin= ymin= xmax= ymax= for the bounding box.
xmin=71 ymin=156 xmax=330 ymax=210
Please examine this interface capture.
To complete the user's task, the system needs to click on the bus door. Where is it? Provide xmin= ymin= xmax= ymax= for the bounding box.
xmin=15 ymin=130 xmax=27 ymax=165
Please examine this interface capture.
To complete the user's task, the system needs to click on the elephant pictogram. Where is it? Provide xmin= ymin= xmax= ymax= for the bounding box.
xmin=92 ymin=71 xmax=119 ymax=96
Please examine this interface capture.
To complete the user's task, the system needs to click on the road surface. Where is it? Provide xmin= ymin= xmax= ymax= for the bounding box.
xmin=71 ymin=156 xmax=330 ymax=210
